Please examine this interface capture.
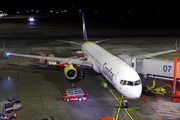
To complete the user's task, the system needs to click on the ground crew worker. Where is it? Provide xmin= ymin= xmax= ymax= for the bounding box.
xmin=101 ymin=82 xmax=107 ymax=89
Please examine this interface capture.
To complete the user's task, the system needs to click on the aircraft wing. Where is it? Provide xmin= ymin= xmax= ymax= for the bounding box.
xmin=7 ymin=53 xmax=93 ymax=67
xmin=134 ymin=39 xmax=177 ymax=59
xmin=134 ymin=50 xmax=176 ymax=59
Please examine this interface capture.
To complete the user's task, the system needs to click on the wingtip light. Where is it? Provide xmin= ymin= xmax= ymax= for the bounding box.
xmin=6 ymin=53 xmax=9 ymax=56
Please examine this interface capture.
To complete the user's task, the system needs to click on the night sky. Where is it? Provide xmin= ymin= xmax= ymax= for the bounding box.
xmin=0 ymin=0 xmax=180 ymax=23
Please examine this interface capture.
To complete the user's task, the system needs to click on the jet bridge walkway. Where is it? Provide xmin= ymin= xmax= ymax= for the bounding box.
xmin=119 ymin=55 xmax=180 ymax=81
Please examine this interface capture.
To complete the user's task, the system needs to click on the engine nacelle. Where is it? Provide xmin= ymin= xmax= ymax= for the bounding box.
xmin=64 ymin=66 xmax=77 ymax=80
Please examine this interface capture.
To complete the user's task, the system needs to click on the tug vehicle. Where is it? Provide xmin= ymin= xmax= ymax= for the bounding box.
xmin=62 ymin=87 xmax=88 ymax=101
xmin=0 ymin=11 xmax=7 ymax=17
xmin=7 ymin=98 xmax=22 ymax=111
xmin=0 ymin=100 xmax=16 ymax=119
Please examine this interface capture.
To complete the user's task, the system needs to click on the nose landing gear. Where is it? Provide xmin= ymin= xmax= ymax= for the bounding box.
xmin=78 ymin=66 xmax=86 ymax=77
xmin=121 ymin=99 xmax=128 ymax=108
xmin=119 ymin=95 xmax=146 ymax=111
xmin=121 ymin=96 xmax=128 ymax=108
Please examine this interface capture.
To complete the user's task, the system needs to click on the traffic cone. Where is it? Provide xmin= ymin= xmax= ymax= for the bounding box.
xmin=8 ymin=76 xmax=10 ymax=80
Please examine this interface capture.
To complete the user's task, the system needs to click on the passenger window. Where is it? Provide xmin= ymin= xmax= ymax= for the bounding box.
xmin=120 ymin=80 xmax=126 ymax=85
xmin=127 ymin=81 xmax=134 ymax=86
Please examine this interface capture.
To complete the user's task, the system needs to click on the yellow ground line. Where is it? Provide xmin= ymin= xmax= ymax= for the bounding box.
xmin=98 ymin=75 xmax=134 ymax=120
xmin=125 ymin=110 xmax=134 ymax=120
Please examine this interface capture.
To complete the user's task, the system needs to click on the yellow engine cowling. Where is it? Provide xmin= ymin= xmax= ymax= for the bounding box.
xmin=64 ymin=65 xmax=77 ymax=80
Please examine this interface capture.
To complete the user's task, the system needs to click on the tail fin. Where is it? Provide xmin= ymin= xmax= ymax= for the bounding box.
xmin=81 ymin=13 xmax=88 ymax=43
xmin=57 ymin=13 xmax=90 ymax=46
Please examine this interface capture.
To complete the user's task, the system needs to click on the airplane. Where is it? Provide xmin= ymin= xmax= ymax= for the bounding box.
xmin=5 ymin=13 xmax=177 ymax=108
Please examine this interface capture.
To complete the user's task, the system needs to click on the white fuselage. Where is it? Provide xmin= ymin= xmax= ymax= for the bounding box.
xmin=82 ymin=42 xmax=142 ymax=99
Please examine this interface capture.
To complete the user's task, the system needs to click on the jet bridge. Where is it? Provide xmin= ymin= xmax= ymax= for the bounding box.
xmin=119 ymin=54 xmax=180 ymax=102
xmin=118 ymin=55 xmax=180 ymax=81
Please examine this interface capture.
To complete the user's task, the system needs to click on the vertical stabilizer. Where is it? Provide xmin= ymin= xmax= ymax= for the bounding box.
xmin=82 ymin=13 xmax=88 ymax=42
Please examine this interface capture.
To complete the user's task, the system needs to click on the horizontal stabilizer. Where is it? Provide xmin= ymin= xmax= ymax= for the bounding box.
xmin=94 ymin=39 xmax=109 ymax=44
xmin=57 ymin=39 xmax=81 ymax=45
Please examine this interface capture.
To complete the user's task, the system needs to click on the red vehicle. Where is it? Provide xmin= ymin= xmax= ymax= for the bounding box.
xmin=62 ymin=87 xmax=88 ymax=101
xmin=99 ymin=117 xmax=116 ymax=120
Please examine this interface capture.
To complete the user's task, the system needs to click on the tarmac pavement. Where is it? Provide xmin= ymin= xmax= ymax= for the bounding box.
xmin=0 ymin=15 xmax=180 ymax=120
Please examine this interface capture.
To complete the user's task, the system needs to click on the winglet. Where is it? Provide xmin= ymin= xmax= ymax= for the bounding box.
xmin=2 ymin=41 xmax=10 ymax=58
xmin=174 ymin=39 xmax=177 ymax=52
xmin=2 ymin=41 xmax=5 ymax=52
xmin=94 ymin=39 xmax=109 ymax=44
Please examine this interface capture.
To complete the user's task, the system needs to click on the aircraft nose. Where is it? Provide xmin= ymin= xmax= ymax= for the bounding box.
xmin=128 ymin=85 xmax=142 ymax=99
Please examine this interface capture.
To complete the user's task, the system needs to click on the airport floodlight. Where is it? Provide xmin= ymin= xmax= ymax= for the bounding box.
xmin=29 ymin=17 xmax=34 ymax=21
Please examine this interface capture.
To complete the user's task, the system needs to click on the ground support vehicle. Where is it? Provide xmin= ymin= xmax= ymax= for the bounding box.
xmin=169 ymin=91 xmax=180 ymax=102
xmin=145 ymin=79 xmax=167 ymax=95
xmin=62 ymin=87 xmax=88 ymax=101
xmin=99 ymin=117 xmax=116 ymax=120
xmin=0 ymin=101 xmax=16 ymax=119
xmin=145 ymin=86 xmax=167 ymax=95
xmin=0 ymin=11 xmax=7 ymax=17
xmin=7 ymin=98 xmax=22 ymax=111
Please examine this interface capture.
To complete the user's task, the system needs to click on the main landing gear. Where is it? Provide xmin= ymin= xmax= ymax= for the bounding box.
xmin=78 ymin=65 xmax=85 ymax=77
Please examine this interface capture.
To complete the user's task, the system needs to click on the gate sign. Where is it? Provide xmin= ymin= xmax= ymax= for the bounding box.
xmin=163 ymin=65 xmax=172 ymax=72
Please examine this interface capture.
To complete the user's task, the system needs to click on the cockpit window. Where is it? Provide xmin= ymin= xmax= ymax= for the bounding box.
xmin=134 ymin=80 xmax=141 ymax=86
xmin=120 ymin=80 xmax=126 ymax=85
xmin=120 ymin=80 xmax=141 ymax=86
xmin=127 ymin=81 xmax=133 ymax=86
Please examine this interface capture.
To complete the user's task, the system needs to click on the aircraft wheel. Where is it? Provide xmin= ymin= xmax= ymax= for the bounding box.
xmin=123 ymin=103 xmax=128 ymax=108
xmin=79 ymin=71 xmax=85 ymax=77
xmin=173 ymin=98 xmax=178 ymax=102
